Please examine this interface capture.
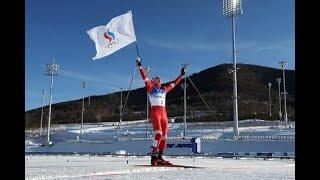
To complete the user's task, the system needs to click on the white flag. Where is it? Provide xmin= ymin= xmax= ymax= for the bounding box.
xmin=87 ymin=11 xmax=136 ymax=60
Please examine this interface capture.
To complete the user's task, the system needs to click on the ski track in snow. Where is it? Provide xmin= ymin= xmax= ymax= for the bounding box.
xmin=25 ymin=155 xmax=295 ymax=180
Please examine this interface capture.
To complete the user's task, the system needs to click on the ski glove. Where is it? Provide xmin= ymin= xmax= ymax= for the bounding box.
xmin=136 ymin=57 xmax=142 ymax=67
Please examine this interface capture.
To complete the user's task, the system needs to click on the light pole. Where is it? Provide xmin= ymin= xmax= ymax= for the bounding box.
xmin=253 ymin=97 xmax=256 ymax=120
xmin=80 ymin=81 xmax=87 ymax=137
xmin=145 ymin=67 xmax=151 ymax=138
xmin=119 ymin=88 xmax=123 ymax=127
xmin=268 ymin=82 xmax=272 ymax=118
xmin=277 ymin=78 xmax=282 ymax=121
xmin=279 ymin=61 xmax=288 ymax=128
xmin=44 ymin=58 xmax=59 ymax=145
xmin=39 ymin=90 xmax=46 ymax=137
xmin=181 ymin=64 xmax=189 ymax=137
xmin=223 ymin=0 xmax=243 ymax=138
xmin=114 ymin=87 xmax=124 ymax=137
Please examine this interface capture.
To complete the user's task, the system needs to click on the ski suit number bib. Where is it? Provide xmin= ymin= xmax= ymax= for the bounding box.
xmin=148 ymin=87 xmax=166 ymax=107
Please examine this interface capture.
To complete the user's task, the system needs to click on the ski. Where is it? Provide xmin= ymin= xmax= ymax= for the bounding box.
xmin=134 ymin=164 xmax=204 ymax=169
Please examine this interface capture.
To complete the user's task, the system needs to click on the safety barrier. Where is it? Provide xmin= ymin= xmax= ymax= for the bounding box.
xmin=236 ymin=135 xmax=295 ymax=141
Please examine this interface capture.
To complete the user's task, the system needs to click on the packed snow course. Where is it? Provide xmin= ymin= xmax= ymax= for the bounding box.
xmin=25 ymin=120 xmax=295 ymax=179
xmin=25 ymin=154 xmax=295 ymax=180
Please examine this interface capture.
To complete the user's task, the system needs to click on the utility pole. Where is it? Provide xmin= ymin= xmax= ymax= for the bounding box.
xmin=277 ymin=78 xmax=282 ymax=121
xmin=39 ymin=90 xmax=45 ymax=137
xmin=119 ymin=88 xmax=123 ymax=127
xmin=268 ymin=82 xmax=272 ymax=118
xmin=80 ymin=81 xmax=87 ymax=137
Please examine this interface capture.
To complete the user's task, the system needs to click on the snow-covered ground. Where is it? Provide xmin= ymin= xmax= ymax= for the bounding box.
xmin=25 ymin=154 xmax=295 ymax=180
xmin=25 ymin=120 xmax=295 ymax=179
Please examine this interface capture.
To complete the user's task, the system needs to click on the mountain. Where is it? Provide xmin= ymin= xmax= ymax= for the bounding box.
xmin=25 ymin=63 xmax=295 ymax=128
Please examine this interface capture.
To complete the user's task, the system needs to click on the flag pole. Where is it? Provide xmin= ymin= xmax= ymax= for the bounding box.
xmin=135 ymin=42 xmax=140 ymax=58
xmin=129 ymin=10 xmax=140 ymax=58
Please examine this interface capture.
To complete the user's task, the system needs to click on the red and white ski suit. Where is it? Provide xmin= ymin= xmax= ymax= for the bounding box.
xmin=139 ymin=66 xmax=182 ymax=153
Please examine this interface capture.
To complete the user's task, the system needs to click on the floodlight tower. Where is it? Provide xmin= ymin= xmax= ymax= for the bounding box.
xmin=276 ymin=78 xmax=282 ymax=121
xmin=181 ymin=64 xmax=189 ymax=138
xmin=145 ymin=67 xmax=151 ymax=138
xmin=279 ymin=61 xmax=288 ymax=128
xmin=39 ymin=90 xmax=46 ymax=137
xmin=45 ymin=58 xmax=59 ymax=144
xmin=80 ymin=81 xmax=87 ymax=137
xmin=268 ymin=82 xmax=272 ymax=118
xmin=119 ymin=88 xmax=123 ymax=126
xmin=223 ymin=0 xmax=243 ymax=138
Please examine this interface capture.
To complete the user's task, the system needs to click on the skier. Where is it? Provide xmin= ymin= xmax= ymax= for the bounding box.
xmin=136 ymin=57 xmax=186 ymax=166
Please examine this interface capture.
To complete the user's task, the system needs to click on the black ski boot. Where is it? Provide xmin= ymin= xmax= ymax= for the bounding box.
xmin=151 ymin=153 xmax=162 ymax=166
xmin=157 ymin=151 xmax=172 ymax=165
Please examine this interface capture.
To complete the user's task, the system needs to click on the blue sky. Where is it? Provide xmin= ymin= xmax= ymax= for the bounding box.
xmin=25 ymin=0 xmax=295 ymax=111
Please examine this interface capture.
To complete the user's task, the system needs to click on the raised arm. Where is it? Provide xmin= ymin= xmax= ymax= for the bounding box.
xmin=136 ymin=57 xmax=153 ymax=92
xmin=165 ymin=67 xmax=186 ymax=93
xmin=164 ymin=75 xmax=182 ymax=93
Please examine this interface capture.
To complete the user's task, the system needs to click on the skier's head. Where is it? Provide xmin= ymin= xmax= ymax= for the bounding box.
xmin=151 ymin=76 xmax=161 ymax=87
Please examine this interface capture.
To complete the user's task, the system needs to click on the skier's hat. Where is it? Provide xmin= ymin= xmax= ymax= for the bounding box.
xmin=151 ymin=76 xmax=161 ymax=84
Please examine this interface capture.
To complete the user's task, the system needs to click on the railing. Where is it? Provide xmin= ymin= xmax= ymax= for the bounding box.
xmin=103 ymin=135 xmax=294 ymax=141
xmin=236 ymin=135 xmax=295 ymax=141
xmin=65 ymin=139 xmax=112 ymax=144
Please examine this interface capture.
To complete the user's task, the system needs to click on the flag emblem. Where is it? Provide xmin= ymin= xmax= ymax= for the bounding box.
xmin=103 ymin=31 xmax=117 ymax=47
